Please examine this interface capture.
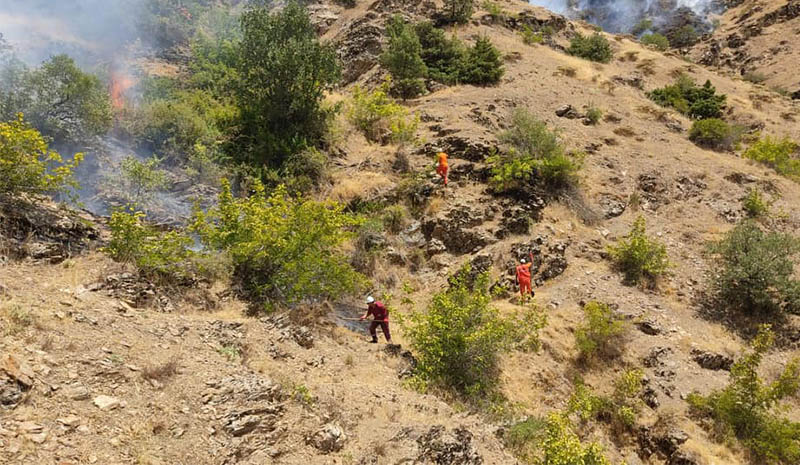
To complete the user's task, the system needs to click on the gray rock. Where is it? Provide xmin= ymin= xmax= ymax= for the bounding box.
xmin=64 ymin=385 xmax=90 ymax=401
xmin=636 ymin=320 xmax=663 ymax=335
xmin=416 ymin=426 xmax=483 ymax=465
xmin=307 ymin=424 xmax=346 ymax=453
xmin=691 ymin=349 xmax=733 ymax=371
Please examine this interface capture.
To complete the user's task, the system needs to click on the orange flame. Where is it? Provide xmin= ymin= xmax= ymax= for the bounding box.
xmin=110 ymin=71 xmax=135 ymax=110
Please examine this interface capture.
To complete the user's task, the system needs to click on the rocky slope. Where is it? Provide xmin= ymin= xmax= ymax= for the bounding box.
xmin=2 ymin=1 xmax=800 ymax=465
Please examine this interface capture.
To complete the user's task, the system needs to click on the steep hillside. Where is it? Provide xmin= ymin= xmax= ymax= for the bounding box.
xmin=2 ymin=1 xmax=800 ymax=465
xmin=690 ymin=0 xmax=800 ymax=96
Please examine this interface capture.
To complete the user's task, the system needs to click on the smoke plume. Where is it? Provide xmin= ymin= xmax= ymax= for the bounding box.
xmin=528 ymin=0 xmax=721 ymax=33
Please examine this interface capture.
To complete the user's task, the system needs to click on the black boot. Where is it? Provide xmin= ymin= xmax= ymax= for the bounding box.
xmin=369 ymin=338 xmax=378 ymax=343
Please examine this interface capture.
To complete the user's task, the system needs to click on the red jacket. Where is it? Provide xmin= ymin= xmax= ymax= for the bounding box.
xmin=367 ymin=302 xmax=388 ymax=321
xmin=516 ymin=263 xmax=532 ymax=282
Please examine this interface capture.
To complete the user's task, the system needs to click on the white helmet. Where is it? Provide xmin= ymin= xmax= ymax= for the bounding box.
xmin=520 ymin=258 xmax=526 ymax=264
xmin=366 ymin=296 xmax=375 ymax=304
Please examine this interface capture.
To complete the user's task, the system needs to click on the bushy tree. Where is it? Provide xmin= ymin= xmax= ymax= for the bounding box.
xmin=460 ymin=36 xmax=504 ymax=85
xmin=380 ymin=15 xmax=427 ymax=99
xmin=539 ymin=413 xmax=611 ymax=465
xmin=235 ymin=2 xmax=340 ymax=168
xmin=688 ymin=325 xmax=800 ymax=464
xmin=116 ymin=156 xmax=169 ymax=211
xmin=443 ymin=0 xmax=474 ymax=24
xmin=607 ymin=216 xmax=669 ymax=286
xmin=0 ymin=55 xmax=112 ymax=144
xmin=641 ymin=33 xmax=669 ymax=51
xmin=689 ymin=118 xmax=740 ymax=151
xmin=569 ymin=369 xmax=644 ymax=432
xmin=489 ymin=109 xmax=582 ymax=192
xmin=192 ymin=180 xmax=365 ymax=312
xmin=568 ymin=33 xmax=613 ymax=63
xmin=744 ymin=136 xmax=800 ymax=181
xmin=348 ymin=82 xmax=419 ymax=145
xmin=709 ymin=221 xmax=800 ymax=316
xmin=415 ymin=22 xmax=465 ymax=84
xmin=647 ymin=75 xmax=726 ymax=120
xmin=574 ymin=301 xmax=628 ymax=362
xmin=0 ymin=115 xmax=82 ymax=197
xmin=404 ymin=267 xmax=545 ymax=401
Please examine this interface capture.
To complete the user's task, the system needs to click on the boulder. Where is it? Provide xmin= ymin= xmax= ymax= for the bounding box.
xmin=93 ymin=395 xmax=120 ymax=411
xmin=307 ymin=424 xmax=346 ymax=453
xmin=691 ymin=349 xmax=733 ymax=371
xmin=416 ymin=426 xmax=483 ymax=465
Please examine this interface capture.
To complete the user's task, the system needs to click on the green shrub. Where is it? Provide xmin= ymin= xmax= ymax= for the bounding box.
xmin=742 ymin=71 xmax=767 ymax=84
xmin=0 ymin=115 xmax=82 ymax=197
xmin=585 ymin=104 xmax=602 ymax=125
xmin=415 ymin=22 xmax=466 ymax=84
xmin=192 ymin=180 xmax=366 ymax=312
xmin=647 ymin=75 xmax=727 ymax=119
xmin=641 ymin=33 xmax=669 ymax=51
xmin=668 ymin=25 xmax=699 ymax=48
xmin=539 ymin=413 xmax=611 ymax=465
xmin=106 ymin=208 xmax=201 ymax=282
xmin=567 ymin=33 xmax=613 ymax=63
xmin=743 ymin=187 xmax=770 ymax=218
xmin=482 ymin=1 xmax=506 ymax=22
xmin=348 ymin=82 xmax=419 ymax=144
xmin=688 ymin=325 xmax=800 ymax=464
xmin=382 ymin=204 xmax=408 ymax=234
xmin=489 ymin=109 xmax=582 ymax=192
xmin=631 ymin=19 xmax=653 ymax=35
xmin=443 ymin=0 xmax=474 ymax=24
xmin=574 ymin=301 xmax=628 ymax=362
xmin=569 ymin=369 xmax=643 ymax=431
xmin=460 ymin=36 xmax=504 ymax=86
xmin=607 ymin=216 xmax=669 ymax=285
xmin=504 ymin=416 xmax=548 ymax=463
xmin=519 ymin=25 xmax=544 ymax=45
xmin=709 ymin=221 xmax=800 ymax=316
xmin=381 ymin=15 xmax=428 ymax=99
xmin=743 ymin=136 xmax=800 ymax=181
xmin=114 ymin=156 xmax=169 ymax=211
xmin=689 ymin=118 xmax=741 ymax=151
xmin=235 ymin=2 xmax=341 ymax=167
xmin=404 ymin=267 xmax=546 ymax=402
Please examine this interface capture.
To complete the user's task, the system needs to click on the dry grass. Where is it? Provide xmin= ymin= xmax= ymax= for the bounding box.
xmin=328 ymin=172 xmax=392 ymax=204
xmin=555 ymin=65 xmax=577 ymax=78
xmin=613 ymin=127 xmax=637 ymax=137
xmin=636 ymin=59 xmax=656 ymax=76
xmin=141 ymin=358 xmax=180 ymax=383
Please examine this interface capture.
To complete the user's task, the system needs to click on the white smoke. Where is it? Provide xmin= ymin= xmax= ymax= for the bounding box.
xmin=527 ymin=0 xmax=719 ymax=33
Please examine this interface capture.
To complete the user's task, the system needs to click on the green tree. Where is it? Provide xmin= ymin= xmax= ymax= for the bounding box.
xmin=607 ymin=216 xmax=669 ymax=286
xmin=688 ymin=325 xmax=800 ymax=464
xmin=404 ymin=267 xmax=545 ymax=402
xmin=415 ymin=22 xmax=465 ymax=84
xmin=380 ymin=15 xmax=427 ymax=99
xmin=743 ymin=136 xmax=800 ymax=181
xmin=641 ymin=33 xmax=669 ymax=51
xmin=460 ymin=36 xmax=504 ymax=85
xmin=192 ymin=179 xmax=365 ymax=312
xmin=117 ymin=156 xmax=169 ymax=210
xmin=235 ymin=2 xmax=340 ymax=169
xmin=0 ymin=115 xmax=83 ymax=197
xmin=0 ymin=55 xmax=112 ymax=144
xmin=689 ymin=118 xmax=740 ymax=151
xmin=539 ymin=413 xmax=611 ymax=465
xmin=568 ymin=33 xmax=613 ymax=63
xmin=574 ymin=301 xmax=628 ymax=362
xmin=709 ymin=221 xmax=800 ymax=316
xmin=444 ymin=0 xmax=474 ymax=24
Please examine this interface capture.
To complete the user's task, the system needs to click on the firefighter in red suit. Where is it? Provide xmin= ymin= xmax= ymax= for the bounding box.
xmin=516 ymin=252 xmax=535 ymax=302
xmin=360 ymin=296 xmax=391 ymax=343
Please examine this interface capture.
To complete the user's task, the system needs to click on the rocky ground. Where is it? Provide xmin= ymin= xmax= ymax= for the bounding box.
xmin=2 ymin=1 xmax=800 ymax=464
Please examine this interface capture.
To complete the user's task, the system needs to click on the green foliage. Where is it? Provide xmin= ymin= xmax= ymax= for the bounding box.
xmin=647 ymin=74 xmax=727 ymax=120
xmin=520 ymin=25 xmax=544 ymax=45
xmin=404 ymin=267 xmax=546 ymax=402
xmin=459 ymin=36 xmax=504 ymax=86
xmin=235 ymin=2 xmax=341 ymax=168
xmin=382 ymin=205 xmax=408 ymax=234
xmin=688 ymin=325 xmax=800 ymax=464
xmin=569 ymin=369 xmax=643 ymax=431
xmin=743 ymin=136 xmax=800 ymax=181
xmin=192 ymin=180 xmax=365 ymax=312
xmin=641 ymin=33 xmax=669 ymax=51
xmin=608 ymin=216 xmax=669 ymax=285
xmin=743 ymin=187 xmax=770 ymax=218
xmin=0 ymin=115 xmax=82 ymax=197
xmin=415 ymin=22 xmax=466 ymax=84
xmin=574 ymin=301 xmax=628 ymax=362
xmin=709 ymin=221 xmax=800 ymax=316
xmin=0 ymin=55 xmax=112 ymax=144
xmin=668 ymin=25 xmax=699 ymax=48
xmin=631 ymin=19 xmax=653 ymax=36
xmin=504 ymin=416 xmax=548 ymax=464
xmin=381 ymin=15 xmax=428 ymax=99
xmin=539 ymin=413 xmax=611 ymax=465
xmin=106 ymin=208 xmax=201 ymax=282
xmin=444 ymin=0 xmax=475 ymax=24
xmin=689 ymin=118 xmax=741 ymax=151
xmin=489 ymin=109 xmax=581 ymax=192
xmin=482 ymin=1 xmax=506 ymax=22
xmin=742 ymin=71 xmax=767 ymax=84
xmin=116 ymin=156 xmax=169 ymax=211
xmin=348 ymin=82 xmax=419 ymax=144
xmin=567 ymin=33 xmax=613 ymax=63
xmin=585 ymin=104 xmax=602 ymax=125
